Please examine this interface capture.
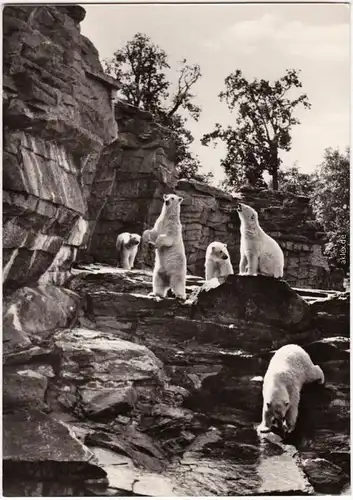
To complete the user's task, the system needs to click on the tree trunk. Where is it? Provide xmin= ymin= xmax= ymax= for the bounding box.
xmin=270 ymin=144 xmax=279 ymax=191
xmin=272 ymin=168 xmax=279 ymax=191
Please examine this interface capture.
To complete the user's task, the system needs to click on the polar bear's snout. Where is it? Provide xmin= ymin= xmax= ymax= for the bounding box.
xmin=221 ymin=254 xmax=229 ymax=260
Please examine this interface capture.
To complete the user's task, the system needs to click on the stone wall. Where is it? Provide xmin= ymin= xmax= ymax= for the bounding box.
xmin=84 ymin=102 xmax=331 ymax=290
xmin=175 ymin=182 xmax=331 ymax=289
xmin=3 ymin=5 xmax=118 ymax=290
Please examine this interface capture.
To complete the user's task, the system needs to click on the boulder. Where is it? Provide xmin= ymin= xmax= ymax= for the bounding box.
xmin=3 ymin=284 xmax=80 ymax=337
xmin=3 ymin=410 xmax=107 ymax=496
xmin=301 ymin=458 xmax=348 ymax=494
xmin=310 ymin=291 xmax=350 ymax=337
xmin=189 ymin=274 xmax=312 ymax=331
xmin=49 ymin=328 xmax=167 ymax=417
xmin=3 ymin=368 xmax=48 ymax=410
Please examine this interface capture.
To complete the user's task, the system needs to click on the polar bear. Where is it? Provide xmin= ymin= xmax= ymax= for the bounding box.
xmin=258 ymin=344 xmax=325 ymax=435
xmin=116 ymin=232 xmax=141 ymax=270
xmin=236 ymin=202 xmax=284 ymax=278
xmin=142 ymin=194 xmax=187 ymax=300
xmin=205 ymin=241 xmax=234 ymax=281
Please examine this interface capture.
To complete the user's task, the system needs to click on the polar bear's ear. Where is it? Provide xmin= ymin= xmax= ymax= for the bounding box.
xmin=224 ymin=243 xmax=227 ymax=247
xmin=211 ymin=246 xmax=215 ymax=252
xmin=178 ymin=196 xmax=183 ymax=203
xmin=163 ymin=194 xmax=168 ymax=201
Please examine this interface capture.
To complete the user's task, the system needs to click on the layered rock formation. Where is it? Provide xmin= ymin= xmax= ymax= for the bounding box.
xmin=82 ymin=101 xmax=177 ymax=266
xmin=83 ymin=102 xmax=332 ymax=290
xmin=3 ymin=5 xmax=118 ymax=290
xmin=3 ymin=265 xmax=350 ymax=496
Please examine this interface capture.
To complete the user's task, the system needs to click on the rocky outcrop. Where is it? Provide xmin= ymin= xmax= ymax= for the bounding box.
xmin=3 ymin=266 xmax=349 ymax=495
xmin=82 ymin=102 xmax=332 ymax=290
xmin=3 ymin=5 xmax=119 ymax=290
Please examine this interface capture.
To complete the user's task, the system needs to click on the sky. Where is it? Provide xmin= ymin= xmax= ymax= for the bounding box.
xmin=80 ymin=1 xmax=350 ymax=184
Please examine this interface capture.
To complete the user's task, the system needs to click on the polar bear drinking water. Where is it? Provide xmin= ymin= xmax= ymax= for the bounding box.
xmin=258 ymin=344 xmax=325 ymax=435
xmin=142 ymin=194 xmax=187 ymax=300
xmin=236 ymin=202 xmax=284 ymax=278
xmin=116 ymin=232 xmax=141 ymax=270
xmin=205 ymin=241 xmax=234 ymax=281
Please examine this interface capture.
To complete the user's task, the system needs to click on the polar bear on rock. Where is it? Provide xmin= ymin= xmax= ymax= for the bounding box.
xmin=205 ymin=241 xmax=234 ymax=281
xmin=116 ymin=232 xmax=141 ymax=270
xmin=142 ymin=194 xmax=187 ymax=300
xmin=236 ymin=202 xmax=284 ymax=278
xmin=258 ymin=344 xmax=325 ymax=435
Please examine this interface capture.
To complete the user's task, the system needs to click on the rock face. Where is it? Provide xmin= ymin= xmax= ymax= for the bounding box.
xmin=3 ymin=5 xmax=119 ymax=290
xmin=3 ymin=265 xmax=349 ymax=496
xmin=82 ymin=102 xmax=333 ymax=290
xmin=82 ymin=101 xmax=177 ymax=265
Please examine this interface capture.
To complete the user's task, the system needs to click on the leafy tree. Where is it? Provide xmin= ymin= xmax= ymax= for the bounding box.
xmin=274 ymin=165 xmax=315 ymax=196
xmin=310 ymin=147 xmax=350 ymax=273
xmin=103 ymin=33 xmax=209 ymax=181
xmin=201 ymin=69 xmax=311 ymax=190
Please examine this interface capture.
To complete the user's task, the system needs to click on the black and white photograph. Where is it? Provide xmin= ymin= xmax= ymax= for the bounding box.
xmin=2 ymin=0 xmax=351 ymax=496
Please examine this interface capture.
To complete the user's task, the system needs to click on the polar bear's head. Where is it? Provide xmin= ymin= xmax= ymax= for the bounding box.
xmin=163 ymin=194 xmax=183 ymax=214
xmin=207 ymin=241 xmax=229 ymax=261
xmin=236 ymin=203 xmax=259 ymax=228
xmin=130 ymin=233 xmax=141 ymax=246
xmin=266 ymin=387 xmax=290 ymax=428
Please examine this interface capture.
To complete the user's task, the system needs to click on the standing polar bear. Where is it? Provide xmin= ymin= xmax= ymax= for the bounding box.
xmin=142 ymin=194 xmax=187 ymax=300
xmin=236 ymin=202 xmax=284 ymax=278
xmin=116 ymin=232 xmax=141 ymax=270
xmin=205 ymin=241 xmax=234 ymax=281
xmin=258 ymin=344 xmax=325 ymax=435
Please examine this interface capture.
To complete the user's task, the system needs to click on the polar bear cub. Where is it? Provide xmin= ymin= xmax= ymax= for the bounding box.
xmin=205 ymin=241 xmax=234 ymax=281
xmin=116 ymin=232 xmax=141 ymax=270
xmin=236 ymin=202 xmax=284 ymax=278
xmin=142 ymin=194 xmax=187 ymax=300
xmin=258 ymin=344 xmax=325 ymax=435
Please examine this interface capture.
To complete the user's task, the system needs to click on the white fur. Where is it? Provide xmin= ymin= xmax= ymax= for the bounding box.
xmin=116 ymin=232 xmax=141 ymax=270
xmin=258 ymin=344 xmax=325 ymax=434
xmin=142 ymin=194 xmax=187 ymax=300
xmin=205 ymin=241 xmax=234 ymax=281
xmin=237 ymin=203 xmax=284 ymax=278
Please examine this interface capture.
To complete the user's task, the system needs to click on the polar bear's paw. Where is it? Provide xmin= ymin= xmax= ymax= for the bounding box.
xmin=148 ymin=292 xmax=163 ymax=302
xmin=282 ymin=420 xmax=294 ymax=435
